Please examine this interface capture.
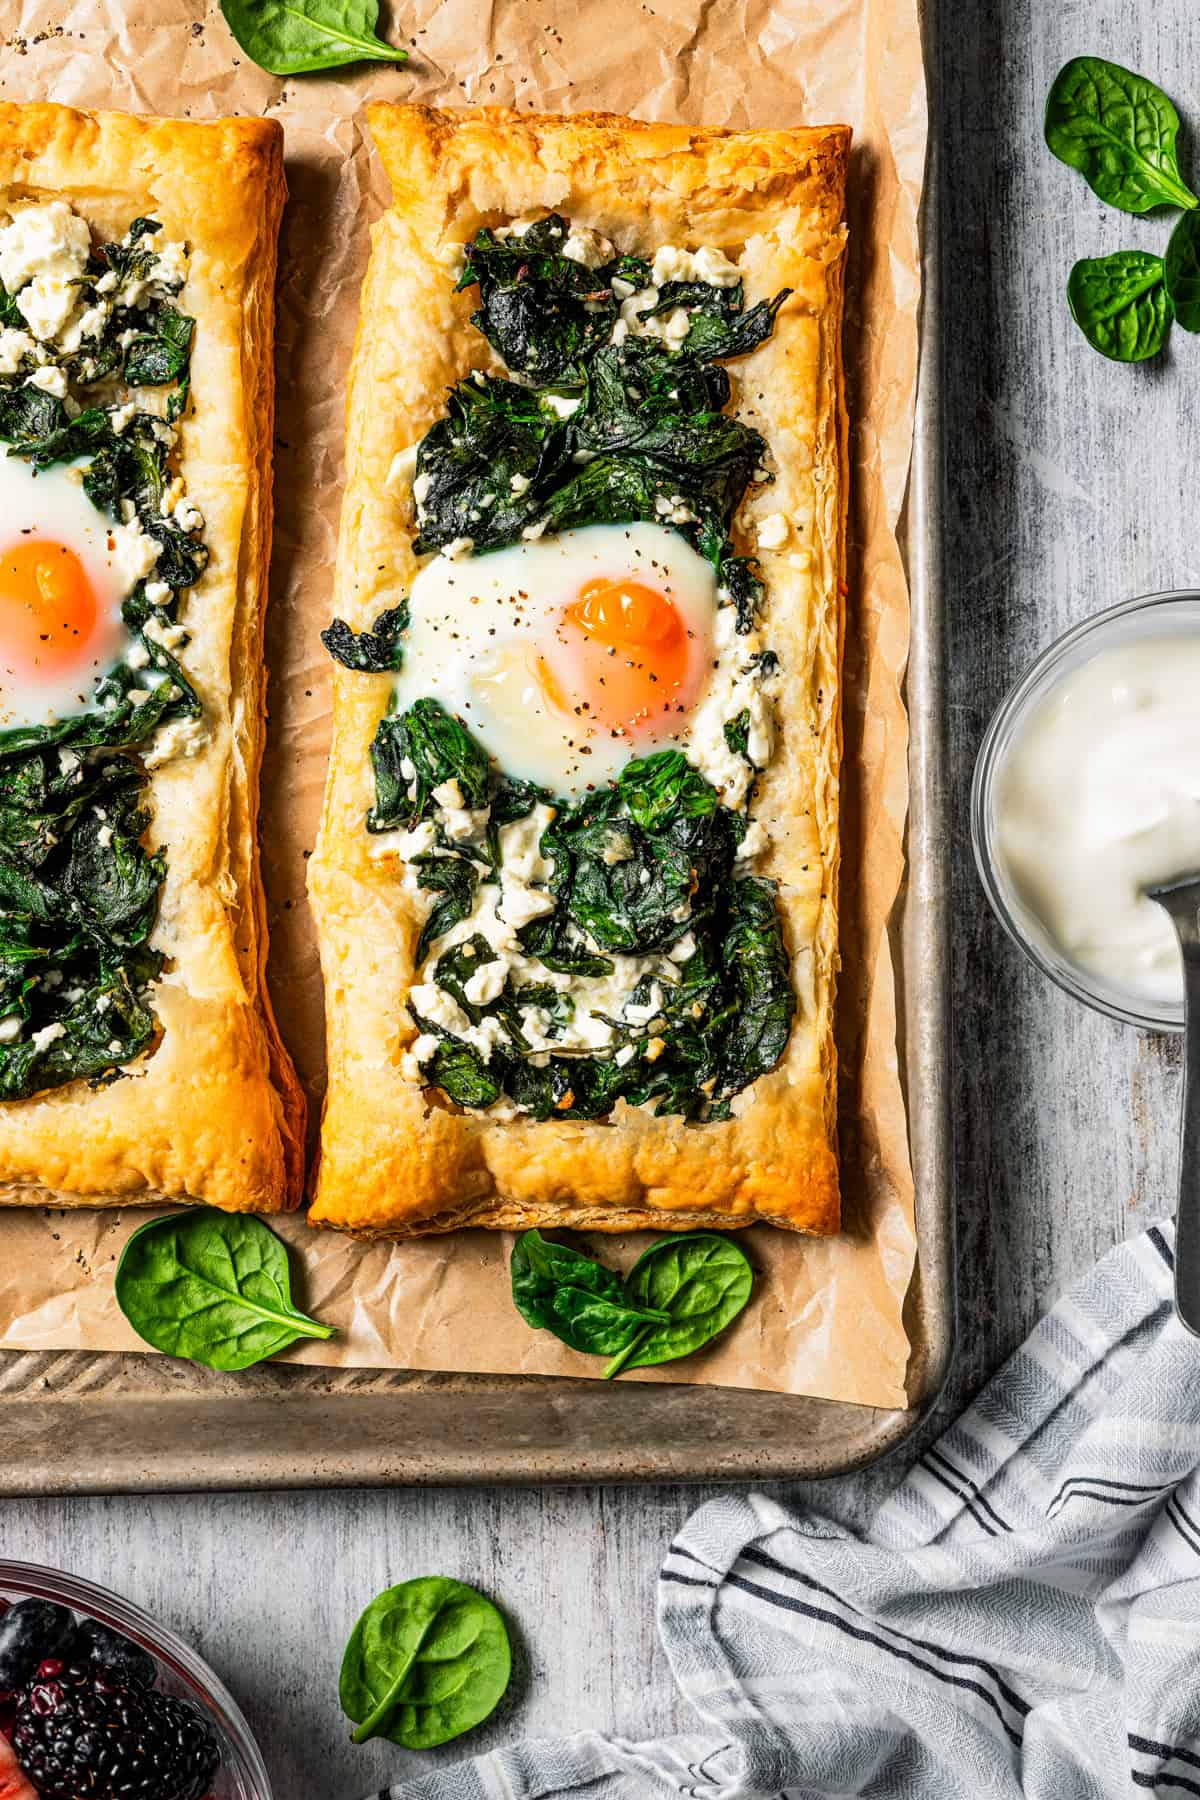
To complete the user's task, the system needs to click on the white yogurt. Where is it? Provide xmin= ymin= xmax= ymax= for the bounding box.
xmin=995 ymin=633 xmax=1200 ymax=1009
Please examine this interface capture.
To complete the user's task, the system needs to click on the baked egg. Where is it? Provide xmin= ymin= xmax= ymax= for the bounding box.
xmin=393 ymin=521 xmax=719 ymax=793
xmin=0 ymin=453 xmax=142 ymax=730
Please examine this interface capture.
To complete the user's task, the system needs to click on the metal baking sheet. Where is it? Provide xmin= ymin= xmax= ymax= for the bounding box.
xmin=0 ymin=74 xmax=950 ymax=1497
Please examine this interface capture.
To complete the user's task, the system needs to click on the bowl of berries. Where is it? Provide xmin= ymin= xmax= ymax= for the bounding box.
xmin=0 ymin=1563 xmax=270 ymax=1800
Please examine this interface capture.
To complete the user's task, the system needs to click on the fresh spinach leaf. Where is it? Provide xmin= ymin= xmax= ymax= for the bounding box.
xmin=322 ymin=603 xmax=410 ymax=672
xmin=1067 ymin=251 xmax=1171 ymax=361
xmin=340 ymin=1577 xmax=510 ymax=1749
xmin=115 ymin=1209 xmax=335 ymax=1371
xmin=603 ymin=1233 xmax=754 ymax=1377
xmin=218 ymin=0 xmax=406 ymax=75
xmin=1045 ymin=57 xmax=1198 ymax=214
xmin=510 ymin=1230 xmax=669 ymax=1356
xmin=1165 ymin=210 xmax=1200 ymax=332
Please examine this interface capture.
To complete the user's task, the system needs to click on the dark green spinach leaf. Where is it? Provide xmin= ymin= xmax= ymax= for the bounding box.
xmin=369 ymin=697 xmax=491 ymax=833
xmin=1165 ymin=210 xmax=1200 ymax=332
xmin=123 ymin=306 xmax=194 ymax=387
xmin=219 ymin=0 xmax=407 ymax=75
xmin=510 ymin=1230 xmax=669 ymax=1356
xmin=1045 ymin=57 xmax=1198 ymax=214
xmin=1066 ymin=251 xmax=1171 ymax=361
xmin=115 ymin=1209 xmax=335 ymax=1371
xmin=322 ymin=603 xmax=410 ymax=672
xmin=603 ymin=1233 xmax=754 ymax=1377
xmin=340 ymin=1577 xmax=510 ymax=1749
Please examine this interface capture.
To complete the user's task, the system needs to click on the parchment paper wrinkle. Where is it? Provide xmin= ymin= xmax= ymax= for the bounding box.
xmin=0 ymin=0 xmax=925 ymax=1408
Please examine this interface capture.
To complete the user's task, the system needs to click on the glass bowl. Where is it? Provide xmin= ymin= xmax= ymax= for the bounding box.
xmin=0 ymin=1561 xmax=271 ymax=1800
xmin=971 ymin=587 xmax=1200 ymax=1035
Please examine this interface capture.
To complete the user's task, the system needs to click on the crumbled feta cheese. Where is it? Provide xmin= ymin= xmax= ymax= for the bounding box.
xmin=143 ymin=612 xmax=185 ymax=649
xmin=96 ymin=824 xmax=114 ymax=848
xmin=57 ymin=300 xmax=110 ymax=354
xmin=0 ymin=1015 xmax=23 ymax=1043
xmin=614 ymin=1043 xmax=637 ymax=1067
xmin=541 ymin=393 xmax=582 ymax=421
xmin=522 ymin=519 xmax=549 ymax=541
xmin=125 ymin=639 xmax=151 ymax=671
xmin=686 ymin=630 xmax=782 ymax=808
xmin=408 ymin=980 xmax=470 ymax=1038
xmin=650 ymin=243 xmax=741 ymax=288
xmin=610 ymin=275 xmax=636 ymax=301
xmin=498 ymin=804 xmax=556 ymax=885
xmin=412 ymin=471 xmax=431 ymax=509
xmin=562 ymin=226 xmax=615 ymax=269
xmin=756 ymin=512 xmax=790 ymax=550
xmin=57 ymin=750 xmax=80 ymax=775
xmin=109 ymin=401 xmax=138 ymax=435
xmin=142 ymin=715 xmax=208 ymax=770
xmin=172 ymin=496 xmax=204 ymax=534
xmin=440 ymin=536 xmax=474 ymax=560
xmin=624 ymin=984 xmax=665 ymax=1026
xmin=0 ymin=327 xmax=35 ymax=374
xmin=125 ymin=688 xmax=152 ymax=706
xmin=0 ymin=201 xmax=90 ymax=342
xmin=602 ymin=832 xmax=633 ymax=866
xmin=386 ymin=443 xmax=419 ymax=493
xmin=432 ymin=778 xmax=464 ymax=811
xmin=509 ymin=471 xmax=531 ymax=495
xmin=497 ymin=875 xmax=556 ymax=930
xmin=152 ymin=239 xmax=190 ymax=291
xmin=463 ymin=959 xmax=507 ymax=1007
xmin=110 ymin=518 xmax=162 ymax=587
xmin=30 ymin=1021 xmax=66 ymax=1054
xmin=654 ymin=493 xmax=698 ymax=525
xmin=26 ymin=364 xmax=67 ymax=398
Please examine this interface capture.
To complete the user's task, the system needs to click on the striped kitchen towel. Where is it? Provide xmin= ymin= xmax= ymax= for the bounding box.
xmin=375 ymin=1223 xmax=1200 ymax=1799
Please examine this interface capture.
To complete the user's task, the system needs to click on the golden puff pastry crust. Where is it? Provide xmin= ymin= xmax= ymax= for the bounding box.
xmin=0 ymin=103 xmax=304 ymax=1213
xmin=308 ymin=103 xmax=848 ymax=1239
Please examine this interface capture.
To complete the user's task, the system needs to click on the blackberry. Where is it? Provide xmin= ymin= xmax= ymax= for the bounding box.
xmin=13 ymin=1665 xmax=220 ymax=1800
xmin=0 ymin=1602 xmax=75 ymax=1691
xmin=67 ymin=1620 xmax=156 ymax=1689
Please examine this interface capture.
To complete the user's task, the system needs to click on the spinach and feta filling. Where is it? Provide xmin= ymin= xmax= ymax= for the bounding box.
xmin=327 ymin=214 xmax=798 ymax=1122
xmin=0 ymin=203 xmax=207 ymax=1100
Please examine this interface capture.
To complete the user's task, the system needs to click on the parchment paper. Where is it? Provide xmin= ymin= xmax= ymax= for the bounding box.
xmin=0 ymin=0 xmax=925 ymax=1409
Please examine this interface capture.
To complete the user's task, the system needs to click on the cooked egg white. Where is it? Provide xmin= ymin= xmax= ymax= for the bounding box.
xmin=392 ymin=521 xmax=721 ymax=794
xmin=0 ymin=453 xmax=150 ymax=728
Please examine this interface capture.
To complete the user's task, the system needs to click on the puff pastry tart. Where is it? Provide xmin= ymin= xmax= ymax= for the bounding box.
xmin=309 ymin=104 xmax=848 ymax=1238
xmin=0 ymin=103 xmax=304 ymax=1212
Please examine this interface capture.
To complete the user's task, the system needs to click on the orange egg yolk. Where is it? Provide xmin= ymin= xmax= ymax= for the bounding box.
xmin=0 ymin=539 xmax=101 ymax=680
xmin=543 ymin=576 xmax=691 ymax=736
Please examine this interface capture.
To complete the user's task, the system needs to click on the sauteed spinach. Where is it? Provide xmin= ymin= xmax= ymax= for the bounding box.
xmin=326 ymin=216 xmax=797 ymax=1121
xmin=0 ymin=214 xmax=205 ymax=1098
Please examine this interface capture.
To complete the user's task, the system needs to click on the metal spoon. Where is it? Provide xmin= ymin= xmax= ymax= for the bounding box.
xmin=1145 ymin=873 xmax=1200 ymax=1335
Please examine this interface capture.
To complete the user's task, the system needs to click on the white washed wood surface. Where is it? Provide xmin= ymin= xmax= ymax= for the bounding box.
xmin=2 ymin=1 xmax=1196 ymax=1794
